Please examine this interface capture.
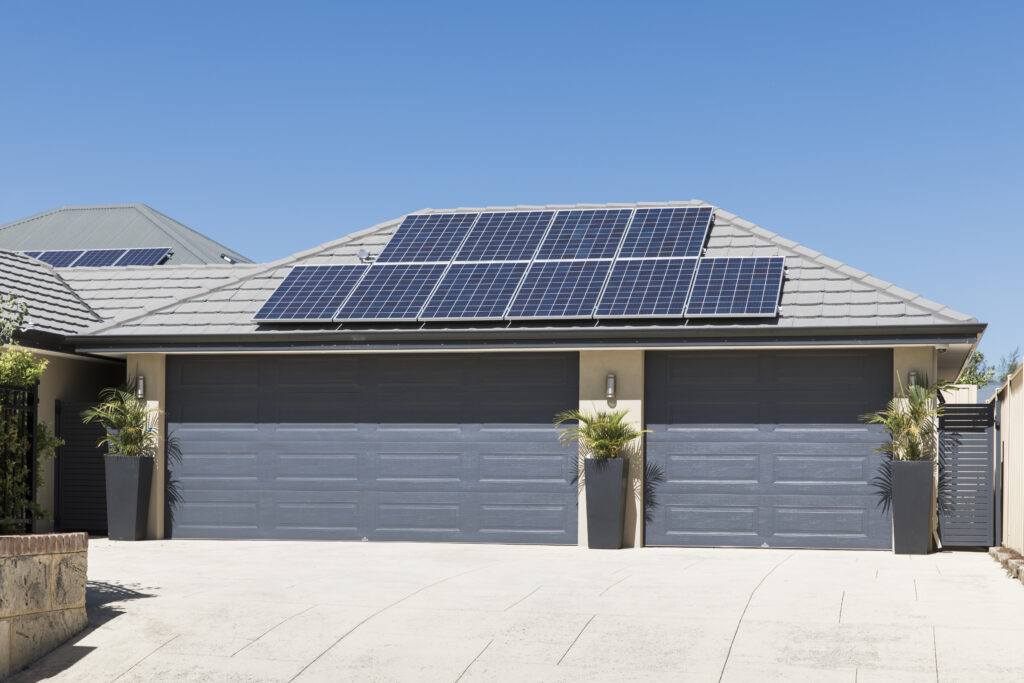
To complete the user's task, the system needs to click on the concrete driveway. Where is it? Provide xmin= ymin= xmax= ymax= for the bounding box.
xmin=11 ymin=540 xmax=1024 ymax=682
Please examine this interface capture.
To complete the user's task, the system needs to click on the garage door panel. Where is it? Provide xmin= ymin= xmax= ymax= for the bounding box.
xmin=168 ymin=353 xmax=578 ymax=543
xmin=646 ymin=349 xmax=892 ymax=549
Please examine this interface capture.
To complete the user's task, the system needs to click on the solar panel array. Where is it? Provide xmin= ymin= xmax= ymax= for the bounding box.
xmin=253 ymin=206 xmax=786 ymax=324
xmin=22 ymin=247 xmax=172 ymax=267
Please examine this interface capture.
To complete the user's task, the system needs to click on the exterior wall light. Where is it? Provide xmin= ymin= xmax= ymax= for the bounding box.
xmin=136 ymin=375 xmax=145 ymax=399
xmin=907 ymin=370 xmax=919 ymax=388
xmin=606 ymin=373 xmax=616 ymax=400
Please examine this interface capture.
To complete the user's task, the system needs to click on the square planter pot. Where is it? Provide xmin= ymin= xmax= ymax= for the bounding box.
xmin=584 ymin=457 xmax=628 ymax=549
xmin=104 ymin=455 xmax=153 ymax=541
xmin=891 ymin=459 xmax=934 ymax=555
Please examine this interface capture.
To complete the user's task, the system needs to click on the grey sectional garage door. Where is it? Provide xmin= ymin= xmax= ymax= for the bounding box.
xmin=645 ymin=350 xmax=893 ymax=549
xmin=166 ymin=353 xmax=578 ymax=543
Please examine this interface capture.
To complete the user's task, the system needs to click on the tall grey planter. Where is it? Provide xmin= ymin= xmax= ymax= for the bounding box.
xmin=891 ymin=460 xmax=934 ymax=555
xmin=584 ymin=457 xmax=628 ymax=549
xmin=104 ymin=455 xmax=153 ymax=541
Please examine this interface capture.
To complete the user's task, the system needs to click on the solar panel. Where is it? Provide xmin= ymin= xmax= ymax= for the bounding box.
xmin=36 ymin=250 xmax=85 ymax=268
xmin=71 ymin=249 xmax=128 ymax=268
xmin=420 ymin=262 xmax=528 ymax=321
xmin=335 ymin=263 xmax=446 ymax=321
xmin=595 ymin=258 xmax=698 ymax=318
xmin=253 ymin=265 xmax=367 ymax=322
xmin=534 ymin=209 xmax=632 ymax=260
xmin=506 ymin=260 xmax=611 ymax=319
xmin=685 ymin=257 xmax=785 ymax=318
xmin=375 ymin=213 xmax=478 ymax=263
xmin=114 ymin=247 xmax=172 ymax=266
xmin=454 ymin=211 xmax=554 ymax=262
xmin=618 ymin=206 xmax=713 ymax=258
xmin=21 ymin=251 xmax=42 ymax=259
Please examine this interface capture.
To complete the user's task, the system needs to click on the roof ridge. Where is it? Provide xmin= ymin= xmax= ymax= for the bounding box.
xmin=141 ymin=205 xmax=252 ymax=263
xmin=713 ymin=208 xmax=977 ymax=324
xmin=78 ymin=219 xmax=400 ymax=335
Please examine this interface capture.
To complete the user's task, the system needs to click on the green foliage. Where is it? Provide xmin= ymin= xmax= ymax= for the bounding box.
xmin=0 ymin=408 xmax=63 ymax=533
xmin=0 ymin=346 xmax=48 ymax=387
xmin=957 ymin=351 xmax=995 ymax=387
xmin=554 ymin=408 xmax=648 ymax=459
xmin=860 ymin=375 xmax=952 ymax=462
xmin=0 ymin=292 xmax=28 ymax=346
xmin=81 ymin=380 xmax=161 ymax=457
xmin=998 ymin=347 xmax=1021 ymax=384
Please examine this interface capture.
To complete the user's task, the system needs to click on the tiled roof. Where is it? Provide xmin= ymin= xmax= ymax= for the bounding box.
xmin=0 ymin=204 xmax=252 ymax=265
xmin=0 ymin=250 xmax=101 ymax=335
xmin=74 ymin=201 xmax=977 ymax=337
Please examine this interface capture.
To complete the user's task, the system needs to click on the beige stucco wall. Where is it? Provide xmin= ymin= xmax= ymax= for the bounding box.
xmin=32 ymin=352 xmax=122 ymax=533
xmin=578 ymin=350 xmax=644 ymax=548
xmin=998 ymin=367 xmax=1024 ymax=554
xmin=126 ymin=354 xmax=167 ymax=540
xmin=941 ymin=384 xmax=978 ymax=404
xmin=892 ymin=346 xmax=937 ymax=392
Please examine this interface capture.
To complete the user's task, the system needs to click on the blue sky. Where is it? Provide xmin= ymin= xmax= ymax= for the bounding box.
xmin=1 ymin=2 xmax=1021 ymax=361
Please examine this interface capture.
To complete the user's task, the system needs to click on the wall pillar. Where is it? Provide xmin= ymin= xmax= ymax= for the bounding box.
xmin=126 ymin=354 xmax=166 ymax=540
xmin=578 ymin=350 xmax=644 ymax=548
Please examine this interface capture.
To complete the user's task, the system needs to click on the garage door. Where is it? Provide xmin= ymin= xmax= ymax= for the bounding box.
xmin=166 ymin=353 xmax=579 ymax=543
xmin=645 ymin=349 xmax=893 ymax=549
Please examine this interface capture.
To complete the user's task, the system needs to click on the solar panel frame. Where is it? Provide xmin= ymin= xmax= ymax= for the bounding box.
xmin=70 ymin=249 xmax=128 ymax=268
xmin=505 ymin=259 xmax=612 ymax=320
xmin=334 ymin=263 xmax=447 ymax=322
xmin=617 ymin=206 xmax=714 ymax=259
xmin=419 ymin=261 xmax=530 ymax=321
xmin=375 ymin=212 xmax=480 ymax=263
xmin=253 ymin=264 xmax=368 ymax=322
xmin=594 ymin=257 xmax=699 ymax=319
xmin=36 ymin=250 xmax=86 ymax=267
xmin=453 ymin=211 xmax=555 ymax=262
xmin=534 ymin=209 xmax=634 ymax=260
xmin=113 ymin=247 xmax=173 ymax=266
xmin=684 ymin=256 xmax=785 ymax=318
xmin=20 ymin=251 xmax=43 ymax=259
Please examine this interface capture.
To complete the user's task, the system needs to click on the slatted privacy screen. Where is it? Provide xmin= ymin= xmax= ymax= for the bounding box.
xmin=938 ymin=403 xmax=995 ymax=548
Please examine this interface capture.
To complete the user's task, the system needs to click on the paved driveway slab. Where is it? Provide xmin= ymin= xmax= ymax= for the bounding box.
xmin=10 ymin=540 xmax=1024 ymax=682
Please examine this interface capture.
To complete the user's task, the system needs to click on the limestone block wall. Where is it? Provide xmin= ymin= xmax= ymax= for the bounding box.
xmin=0 ymin=533 xmax=88 ymax=678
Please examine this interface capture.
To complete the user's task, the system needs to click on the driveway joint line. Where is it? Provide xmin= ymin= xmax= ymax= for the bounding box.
xmin=231 ymin=604 xmax=317 ymax=657
xmin=110 ymin=634 xmax=180 ymax=682
xmin=285 ymin=564 xmax=489 ymax=682
xmin=717 ymin=550 xmax=795 ymax=683
xmin=454 ymin=639 xmax=493 ymax=682
xmin=503 ymin=585 xmax=542 ymax=612
xmin=598 ymin=574 xmax=629 ymax=596
xmin=839 ymin=590 xmax=845 ymax=624
xmin=932 ymin=625 xmax=939 ymax=682
xmin=557 ymin=614 xmax=595 ymax=666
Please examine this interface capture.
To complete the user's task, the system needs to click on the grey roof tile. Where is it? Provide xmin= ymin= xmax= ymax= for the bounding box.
xmin=71 ymin=200 xmax=978 ymax=338
xmin=0 ymin=250 xmax=101 ymax=334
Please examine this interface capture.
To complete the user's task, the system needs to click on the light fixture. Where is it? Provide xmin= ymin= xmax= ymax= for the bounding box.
xmin=220 ymin=253 xmax=239 ymax=264
xmin=605 ymin=373 xmax=616 ymax=400
xmin=907 ymin=370 xmax=919 ymax=387
xmin=136 ymin=375 xmax=145 ymax=399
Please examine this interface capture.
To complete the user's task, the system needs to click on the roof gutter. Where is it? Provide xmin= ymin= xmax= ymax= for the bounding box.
xmin=70 ymin=323 xmax=985 ymax=355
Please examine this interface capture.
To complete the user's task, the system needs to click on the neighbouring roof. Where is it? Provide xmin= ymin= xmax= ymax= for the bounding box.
xmin=0 ymin=204 xmax=252 ymax=266
xmin=0 ymin=250 xmax=101 ymax=336
xmin=70 ymin=200 xmax=979 ymax=341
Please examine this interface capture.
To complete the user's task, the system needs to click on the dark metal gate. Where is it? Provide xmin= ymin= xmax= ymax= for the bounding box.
xmin=939 ymin=403 xmax=996 ymax=547
xmin=55 ymin=401 xmax=108 ymax=533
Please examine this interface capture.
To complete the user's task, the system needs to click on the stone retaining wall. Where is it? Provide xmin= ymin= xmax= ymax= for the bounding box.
xmin=0 ymin=533 xmax=88 ymax=678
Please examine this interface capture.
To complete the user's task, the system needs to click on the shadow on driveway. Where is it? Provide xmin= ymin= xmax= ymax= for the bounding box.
xmin=7 ymin=580 xmax=155 ymax=682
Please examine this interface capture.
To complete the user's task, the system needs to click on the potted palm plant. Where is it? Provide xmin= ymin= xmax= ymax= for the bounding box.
xmin=81 ymin=381 xmax=161 ymax=541
xmin=555 ymin=409 xmax=647 ymax=549
xmin=861 ymin=376 xmax=950 ymax=554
